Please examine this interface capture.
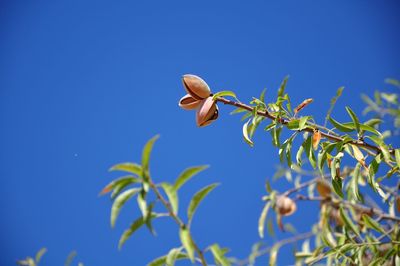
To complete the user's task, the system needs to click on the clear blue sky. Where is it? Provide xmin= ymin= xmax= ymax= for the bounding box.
xmin=1 ymin=1 xmax=400 ymax=265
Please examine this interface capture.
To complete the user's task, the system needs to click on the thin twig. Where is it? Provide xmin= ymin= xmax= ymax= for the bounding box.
xmin=148 ymin=180 xmax=208 ymax=266
xmin=295 ymin=195 xmax=400 ymax=223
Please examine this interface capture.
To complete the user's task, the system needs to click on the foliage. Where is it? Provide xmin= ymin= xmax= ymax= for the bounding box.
xmin=98 ymin=75 xmax=400 ymax=265
xmin=17 ymin=249 xmax=84 ymax=266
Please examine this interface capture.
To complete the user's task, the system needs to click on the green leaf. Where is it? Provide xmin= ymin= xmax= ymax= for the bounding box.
xmin=277 ymin=75 xmax=289 ymax=98
xmin=109 ymin=163 xmax=142 ymax=176
xmin=166 ymin=247 xmax=183 ymax=266
xmin=341 ymin=122 xmax=382 ymax=136
xmin=395 ymin=149 xmax=400 ymax=169
xmin=174 ymin=165 xmax=209 ymax=191
xmin=296 ymin=145 xmax=304 ymax=166
xmin=110 ymin=177 xmax=139 ymax=199
xmin=230 ymin=107 xmax=247 ymax=115
xmin=111 ymin=188 xmax=141 ymax=228
xmin=179 ymin=227 xmax=195 ymax=263
xmin=260 ymin=89 xmax=267 ymax=103
xmin=35 ymin=248 xmax=47 ymax=264
xmin=286 ymin=119 xmax=300 ymax=130
xmin=147 ymin=253 xmax=188 ymax=266
xmin=188 ymin=183 xmax=219 ymax=223
xmin=210 ymin=244 xmax=231 ymax=266
xmin=213 ymin=90 xmax=237 ymax=100
xmin=303 ymin=136 xmax=316 ymax=169
xmin=243 ymin=119 xmax=254 ymax=147
xmin=325 ymin=86 xmax=344 ymax=127
xmin=161 ymin=183 xmax=178 ymax=215
xmin=345 ymin=106 xmax=360 ymax=134
xmin=318 ymin=143 xmax=335 ymax=172
xmin=269 ymin=244 xmax=280 ymax=266
xmin=271 ymin=126 xmax=282 ymax=147
xmin=142 ymin=135 xmax=160 ymax=178
xmin=99 ymin=175 xmax=139 ymax=196
xmin=362 ymin=214 xmax=384 ymax=234
xmin=339 ymin=207 xmax=360 ymax=236
xmin=329 ymin=117 xmax=353 ymax=132
xmin=258 ymin=202 xmax=271 ymax=238
xmin=349 ymin=164 xmax=362 ymax=201
xmin=65 ymin=251 xmax=77 ymax=266
xmin=137 ymin=191 xmax=148 ymax=219
xmin=298 ymin=116 xmax=310 ymax=130
xmin=332 ymin=176 xmax=343 ymax=198
xmin=119 ymin=214 xmax=157 ymax=249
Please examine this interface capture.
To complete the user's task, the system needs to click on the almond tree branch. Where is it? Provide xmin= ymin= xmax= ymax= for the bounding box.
xmin=216 ymin=97 xmax=393 ymax=156
xmin=295 ymin=194 xmax=400 ymax=223
xmin=148 ymin=179 xmax=208 ymax=266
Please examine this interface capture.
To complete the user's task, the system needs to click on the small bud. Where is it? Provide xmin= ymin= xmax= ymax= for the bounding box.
xmin=312 ymin=129 xmax=321 ymax=150
xmin=294 ymin=98 xmax=313 ymax=115
xmin=179 ymin=94 xmax=202 ymax=110
xmin=276 ymin=196 xmax=297 ymax=216
xmin=196 ymin=97 xmax=218 ymax=127
xmin=182 ymin=74 xmax=211 ymax=100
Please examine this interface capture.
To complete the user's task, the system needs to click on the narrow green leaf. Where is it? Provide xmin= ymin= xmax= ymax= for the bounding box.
xmin=286 ymin=119 xmax=300 ymax=130
xmin=332 ymin=176 xmax=343 ymax=198
xmin=269 ymin=244 xmax=280 ymax=266
xmin=341 ymin=122 xmax=381 ymax=136
xmin=362 ymin=214 xmax=384 ymax=234
xmin=142 ymin=135 xmax=160 ymax=176
xmin=212 ymin=90 xmax=237 ymax=100
xmin=303 ymin=136 xmax=316 ymax=169
xmin=271 ymin=126 xmax=282 ymax=147
xmin=161 ymin=183 xmax=178 ymax=215
xmin=329 ymin=117 xmax=354 ymax=132
xmin=258 ymin=202 xmax=271 ymax=238
xmin=298 ymin=116 xmax=309 ymax=130
xmin=99 ymin=175 xmax=139 ymax=196
xmin=296 ymin=145 xmax=304 ymax=166
xmin=210 ymin=244 xmax=231 ymax=266
xmin=65 ymin=251 xmax=77 ymax=266
xmin=174 ymin=165 xmax=209 ymax=191
xmin=137 ymin=191 xmax=148 ymax=219
xmin=277 ymin=76 xmax=289 ymax=98
xmin=35 ymin=248 xmax=47 ymax=264
xmin=110 ymin=177 xmax=139 ymax=199
xmin=350 ymin=164 xmax=362 ymax=201
xmin=188 ymin=183 xmax=219 ymax=222
xmin=109 ymin=163 xmax=142 ymax=176
xmin=179 ymin=227 xmax=195 ymax=263
xmin=230 ymin=107 xmax=247 ymax=115
xmin=119 ymin=214 xmax=157 ymax=249
xmin=166 ymin=247 xmax=183 ymax=266
xmin=339 ymin=207 xmax=360 ymax=236
xmin=395 ymin=149 xmax=400 ymax=168
xmin=147 ymin=253 xmax=188 ymax=266
xmin=260 ymin=89 xmax=267 ymax=103
xmin=111 ymin=188 xmax=141 ymax=228
xmin=345 ymin=106 xmax=360 ymax=134
xmin=325 ymin=86 xmax=344 ymax=127
xmin=243 ymin=119 xmax=254 ymax=147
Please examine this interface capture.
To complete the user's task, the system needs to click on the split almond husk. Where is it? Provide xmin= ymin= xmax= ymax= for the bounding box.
xmin=182 ymin=74 xmax=211 ymax=100
xmin=276 ymin=196 xmax=297 ymax=216
xmin=316 ymin=179 xmax=331 ymax=198
xmin=179 ymin=94 xmax=202 ymax=110
xmin=196 ymin=97 xmax=218 ymax=127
